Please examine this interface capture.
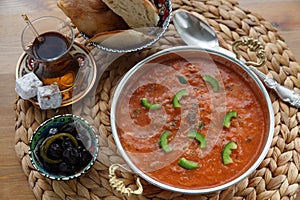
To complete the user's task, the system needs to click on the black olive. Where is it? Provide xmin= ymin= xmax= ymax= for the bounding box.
xmin=59 ymin=162 xmax=68 ymax=173
xmin=47 ymin=142 xmax=63 ymax=159
xmin=59 ymin=162 xmax=78 ymax=175
xmin=63 ymin=147 xmax=79 ymax=165
xmin=66 ymin=164 xmax=77 ymax=175
xmin=80 ymin=149 xmax=93 ymax=167
xmin=62 ymin=137 xmax=74 ymax=149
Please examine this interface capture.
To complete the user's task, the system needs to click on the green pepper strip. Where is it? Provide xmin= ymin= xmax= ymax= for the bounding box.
xmin=178 ymin=76 xmax=187 ymax=84
xmin=159 ymin=130 xmax=173 ymax=153
xmin=40 ymin=132 xmax=78 ymax=164
xmin=141 ymin=98 xmax=161 ymax=110
xmin=187 ymin=130 xmax=206 ymax=148
xmin=223 ymin=110 xmax=237 ymax=128
xmin=198 ymin=121 xmax=205 ymax=130
xmin=222 ymin=141 xmax=238 ymax=165
xmin=203 ymin=75 xmax=219 ymax=92
xmin=172 ymin=89 xmax=189 ymax=108
xmin=178 ymin=157 xmax=199 ymax=170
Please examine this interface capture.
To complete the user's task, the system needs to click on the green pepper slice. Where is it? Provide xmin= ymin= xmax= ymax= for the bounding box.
xmin=198 ymin=121 xmax=205 ymax=130
xmin=159 ymin=130 xmax=173 ymax=153
xmin=178 ymin=76 xmax=187 ymax=84
xmin=40 ymin=132 xmax=78 ymax=164
xmin=203 ymin=75 xmax=219 ymax=92
xmin=187 ymin=130 xmax=206 ymax=148
xmin=172 ymin=89 xmax=189 ymax=108
xmin=178 ymin=158 xmax=199 ymax=170
xmin=223 ymin=110 xmax=237 ymax=128
xmin=141 ymin=98 xmax=161 ymax=110
xmin=222 ymin=141 xmax=237 ymax=165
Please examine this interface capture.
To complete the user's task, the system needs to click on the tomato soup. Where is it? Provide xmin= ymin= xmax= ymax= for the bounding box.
xmin=114 ymin=51 xmax=268 ymax=189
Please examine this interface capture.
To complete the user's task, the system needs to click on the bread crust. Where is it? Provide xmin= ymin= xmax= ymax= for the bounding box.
xmin=57 ymin=0 xmax=128 ymax=36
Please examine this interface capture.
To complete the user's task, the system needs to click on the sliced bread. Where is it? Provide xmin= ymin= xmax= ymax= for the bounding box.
xmin=102 ymin=0 xmax=160 ymax=28
xmin=57 ymin=0 xmax=128 ymax=36
xmin=87 ymin=29 xmax=155 ymax=49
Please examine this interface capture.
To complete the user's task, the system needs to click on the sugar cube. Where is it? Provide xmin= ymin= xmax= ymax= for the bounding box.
xmin=15 ymin=72 xmax=43 ymax=100
xmin=37 ymin=84 xmax=62 ymax=110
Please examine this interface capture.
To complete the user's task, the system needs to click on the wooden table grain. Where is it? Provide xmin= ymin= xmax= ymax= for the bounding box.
xmin=0 ymin=0 xmax=299 ymax=199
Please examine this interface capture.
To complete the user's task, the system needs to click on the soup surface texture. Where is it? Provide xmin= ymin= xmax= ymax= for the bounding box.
xmin=115 ymin=52 xmax=267 ymax=189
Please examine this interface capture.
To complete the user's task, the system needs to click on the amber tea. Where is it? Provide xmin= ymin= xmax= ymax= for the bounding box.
xmin=21 ymin=16 xmax=79 ymax=91
xmin=31 ymin=32 xmax=79 ymax=91
xmin=33 ymin=31 xmax=69 ymax=60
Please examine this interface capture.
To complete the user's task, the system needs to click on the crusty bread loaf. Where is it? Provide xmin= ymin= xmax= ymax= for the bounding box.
xmin=57 ymin=0 xmax=128 ymax=36
xmin=87 ymin=29 xmax=155 ymax=49
xmin=102 ymin=0 xmax=160 ymax=28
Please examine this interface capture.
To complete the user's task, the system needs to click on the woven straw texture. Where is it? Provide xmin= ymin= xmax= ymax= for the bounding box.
xmin=14 ymin=0 xmax=300 ymax=199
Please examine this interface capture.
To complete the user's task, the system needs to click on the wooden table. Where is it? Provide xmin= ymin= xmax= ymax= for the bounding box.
xmin=1 ymin=0 xmax=300 ymax=199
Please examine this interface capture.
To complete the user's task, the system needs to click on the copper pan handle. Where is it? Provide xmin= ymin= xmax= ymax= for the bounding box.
xmin=108 ymin=164 xmax=143 ymax=196
xmin=232 ymin=37 xmax=266 ymax=67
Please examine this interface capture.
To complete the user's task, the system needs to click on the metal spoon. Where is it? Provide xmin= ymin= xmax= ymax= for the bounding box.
xmin=21 ymin=13 xmax=44 ymax=43
xmin=173 ymin=10 xmax=300 ymax=108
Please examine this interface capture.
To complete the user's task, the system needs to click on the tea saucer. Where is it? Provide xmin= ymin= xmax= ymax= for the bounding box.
xmin=16 ymin=42 xmax=97 ymax=108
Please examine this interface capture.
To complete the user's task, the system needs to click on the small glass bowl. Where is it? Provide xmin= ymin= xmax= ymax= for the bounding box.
xmin=29 ymin=114 xmax=99 ymax=180
xmin=83 ymin=0 xmax=172 ymax=53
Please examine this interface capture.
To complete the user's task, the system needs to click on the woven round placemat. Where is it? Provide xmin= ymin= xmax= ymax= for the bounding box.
xmin=14 ymin=0 xmax=300 ymax=199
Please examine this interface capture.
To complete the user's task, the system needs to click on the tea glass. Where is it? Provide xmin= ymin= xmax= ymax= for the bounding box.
xmin=21 ymin=16 xmax=79 ymax=91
